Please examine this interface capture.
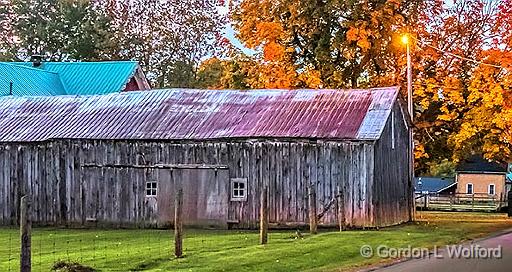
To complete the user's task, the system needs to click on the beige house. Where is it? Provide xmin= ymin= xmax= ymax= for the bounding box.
xmin=455 ymin=156 xmax=509 ymax=201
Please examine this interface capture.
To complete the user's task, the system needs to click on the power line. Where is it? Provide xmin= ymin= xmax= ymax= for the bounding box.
xmin=411 ymin=36 xmax=509 ymax=71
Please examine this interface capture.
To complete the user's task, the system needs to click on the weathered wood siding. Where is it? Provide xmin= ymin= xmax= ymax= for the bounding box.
xmin=0 ymin=136 xmax=410 ymax=228
xmin=372 ymin=102 xmax=413 ymax=226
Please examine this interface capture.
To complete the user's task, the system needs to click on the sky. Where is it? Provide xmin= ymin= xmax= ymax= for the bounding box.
xmin=218 ymin=2 xmax=256 ymax=55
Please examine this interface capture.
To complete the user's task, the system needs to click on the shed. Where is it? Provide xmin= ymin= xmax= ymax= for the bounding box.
xmin=414 ymin=177 xmax=456 ymax=195
xmin=0 ymin=87 xmax=413 ymax=228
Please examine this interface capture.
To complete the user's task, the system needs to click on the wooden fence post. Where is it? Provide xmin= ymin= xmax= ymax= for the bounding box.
xmin=20 ymin=195 xmax=31 ymax=272
xmin=508 ymin=190 xmax=512 ymax=217
xmin=259 ymin=186 xmax=268 ymax=245
xmin=471 ymin=194 xmax=475 ymax=211
xmin=337 ymin=186 xmax=345 ymax=231
xmin=308 ymin=184 xmax=318 ymax=234
xmin=174 ymin=188 xmax=183 ymax=258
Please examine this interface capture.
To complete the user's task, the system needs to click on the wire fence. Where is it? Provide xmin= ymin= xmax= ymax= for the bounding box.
xmin=0 ymin=227 xmax=182 ymax=271
xmin=0 ymin=187 xmax=324 ymax=271
xmin=0 ymin=226 xmax=272 ymax=272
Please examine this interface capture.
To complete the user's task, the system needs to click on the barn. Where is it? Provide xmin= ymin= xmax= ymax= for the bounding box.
xmin=0 ymin=87 xmax=413 ymax=229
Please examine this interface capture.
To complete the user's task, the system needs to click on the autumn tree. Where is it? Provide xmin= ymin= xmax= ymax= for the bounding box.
xmin=411 ymin=0 xmax=508 ymax=172
xmin=443 ymin=0 xmax=512 ymax=165
xmin=230 ymin=0 xmax=424 ymax=89
xmin=447 ymin=51 xmax=512 ymax=162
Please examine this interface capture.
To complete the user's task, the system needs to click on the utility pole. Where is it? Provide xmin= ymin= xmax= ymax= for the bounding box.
xmin=407 ymin=41 xmax=413 ymax=121
xmin=402 ymin=34 xmax=415 ymax=220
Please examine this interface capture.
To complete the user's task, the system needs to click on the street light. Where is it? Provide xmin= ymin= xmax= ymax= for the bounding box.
xmin=401 ymin=35 xmax=409 ymax=46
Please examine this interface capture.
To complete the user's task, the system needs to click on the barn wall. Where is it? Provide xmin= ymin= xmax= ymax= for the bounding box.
xmin=0 ymin=138 xmax=407 ymax=228
xmin=372 ymin=102 xmax=413 ymax=227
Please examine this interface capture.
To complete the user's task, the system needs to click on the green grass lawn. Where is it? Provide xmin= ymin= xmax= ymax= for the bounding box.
xmin=0 ymin=211 xmax=511 ymax=272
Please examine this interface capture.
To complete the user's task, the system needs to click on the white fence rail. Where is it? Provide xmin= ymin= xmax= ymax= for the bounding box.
xmin=415 ymin=193 xmax=507 ymax=212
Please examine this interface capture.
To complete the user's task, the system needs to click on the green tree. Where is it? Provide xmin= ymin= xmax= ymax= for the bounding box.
xmin=427 ymin=159 xmax=456 ymax=177
xmin=1 ymin=0 xmax=114 ymax=61
xmin=100 ymin=0 xmax=227 ymax=88
xmin=195 ymin=57 xmax=250 ymax=89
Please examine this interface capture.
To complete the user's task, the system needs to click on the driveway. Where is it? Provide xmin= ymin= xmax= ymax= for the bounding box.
xmin=371 ymin=230 xmax=512 ymax=272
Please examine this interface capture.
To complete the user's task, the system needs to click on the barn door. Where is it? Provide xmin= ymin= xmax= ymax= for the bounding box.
xmin=156 ymin=168 xmax=229 ymax=227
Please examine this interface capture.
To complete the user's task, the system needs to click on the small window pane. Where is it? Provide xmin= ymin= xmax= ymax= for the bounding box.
xmin=231 ymin=178 xmax=247 ymax=201
xmin=146 ymin=181 xmax=157 ymax=197
xmin=489 ymin=185 xmax=495 ymax=195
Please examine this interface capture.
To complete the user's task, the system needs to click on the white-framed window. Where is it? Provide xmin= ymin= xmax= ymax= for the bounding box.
xmin=146 ymin=181 xmax=157 ymax=197
xmin=466 ymin=183 xmax=473 ymax=194
xmin=231 ymin=178 xmax=247 ymax=201
xmin=489 ymin=184 xmax=495 ymax=195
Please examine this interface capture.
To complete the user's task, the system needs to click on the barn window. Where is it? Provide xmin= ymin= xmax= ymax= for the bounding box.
xmin=466 ymin=183 xmax=473 ymax=195
xmin=231 ymin=178 xmax=247 ymax=201
xmin=146 ymin=181 xmax=157 ymax=197
xmin=488 ymin=184 xmax=495 ymax=195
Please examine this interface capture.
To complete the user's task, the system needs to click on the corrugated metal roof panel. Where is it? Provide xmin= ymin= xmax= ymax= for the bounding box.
xmin=11 ymin=61 xmax=139 ymax=95
xmin=415 ymin=177 xmax=456 ymax=193
xmin=0 ymin=87 xmax=400 ymax=142
xmin=0 ymin=63 xmax=66 ymax=96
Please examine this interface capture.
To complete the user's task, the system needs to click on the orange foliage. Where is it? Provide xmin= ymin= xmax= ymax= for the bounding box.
xmin=262 ymin=41 xmax=285 ymax=62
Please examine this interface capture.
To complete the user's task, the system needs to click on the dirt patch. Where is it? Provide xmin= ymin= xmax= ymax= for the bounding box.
xmin=52 ymin=260 xmax=97 ymax=272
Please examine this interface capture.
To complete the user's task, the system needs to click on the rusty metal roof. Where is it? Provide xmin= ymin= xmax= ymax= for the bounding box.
xmin=0 ymin=87 xmax=399 ymax=142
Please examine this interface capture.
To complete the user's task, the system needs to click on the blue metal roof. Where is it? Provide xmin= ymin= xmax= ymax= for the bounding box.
xmin=0 ymin=63 xmax=66 ymax=96
xmin=0 ymin=61 xmax=139 ymax=96
xmin=415 ymin=177 xmax=456 ymax=193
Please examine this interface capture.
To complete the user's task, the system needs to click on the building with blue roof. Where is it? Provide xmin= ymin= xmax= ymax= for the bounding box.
xmin=0 ymin=59 xmax=150 ymax=96
xmin=415 ymin=177 xmax=456 ymax=195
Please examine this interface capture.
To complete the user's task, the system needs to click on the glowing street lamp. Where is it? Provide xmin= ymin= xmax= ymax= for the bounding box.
xmin=401 ymin=35 xmax=409 ymax=46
